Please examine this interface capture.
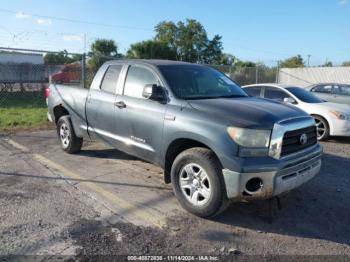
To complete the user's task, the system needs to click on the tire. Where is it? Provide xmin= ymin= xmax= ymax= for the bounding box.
xmin=57 ymin=116 xmax=83 ymax=153
xmin=312 ymin=115 xmax=329 ymax=141
xmin=171 ymin=147 xmax=229 ymax=217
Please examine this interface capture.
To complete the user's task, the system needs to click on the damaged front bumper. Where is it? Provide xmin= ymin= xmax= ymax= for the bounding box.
xmin=222 ymin=148 xmax=322 ymax=201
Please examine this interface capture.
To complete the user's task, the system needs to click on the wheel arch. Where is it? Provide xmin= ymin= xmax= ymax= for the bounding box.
xmin=53 ymin=104 xmax=70 ymax=123
xmin=311 ymin=113 xmax=331 ymax=137
xmin=163 ymin=138 xmax=222 ymax=184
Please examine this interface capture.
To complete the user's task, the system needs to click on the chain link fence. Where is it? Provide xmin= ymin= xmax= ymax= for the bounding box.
xmin=0 ymin=64 xmax=61 ymax=107
xmin=211 ymin=65 xmax=277 ymax=86
xmin=0 ymin=48 xmax=280 ymax=131
xmin=0 ymin=49 xmax=67 ymax=130
xmin=6 ymin=47 xmax=349 ymax=131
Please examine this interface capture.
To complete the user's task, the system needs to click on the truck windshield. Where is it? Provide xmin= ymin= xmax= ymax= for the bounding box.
xmin=286 ymin=87 xmax=324 ymax=103
xmin=158 ymin=65 xmax=248 ymax=99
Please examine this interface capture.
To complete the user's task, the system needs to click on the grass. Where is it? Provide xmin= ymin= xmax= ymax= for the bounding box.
xmin=0 ymin=91 xmax=52 ymax=132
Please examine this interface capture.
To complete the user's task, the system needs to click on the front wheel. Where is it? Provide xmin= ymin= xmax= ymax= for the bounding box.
xmin=57 ymin=116 xmax=83 ymax=153
xmin=313 ymin=115 xmax=329 ymax=141
xmin=171 ymin=147 xmax=228 ymax=217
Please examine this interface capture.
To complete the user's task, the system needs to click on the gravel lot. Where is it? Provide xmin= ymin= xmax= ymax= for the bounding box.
xmin=0 ymin=130 xmax=349 ymax=259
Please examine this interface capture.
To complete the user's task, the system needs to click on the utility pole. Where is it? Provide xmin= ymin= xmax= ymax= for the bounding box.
xmin=307 ymin=54 xmax=311 ymax=67
xmin=83 ymin=33 xmax=87 ymax=54
xmin=81 ymin=53 xmax=86 ymax=89
xmin=275 ymin=60 xmax=280 ymax=83
xmin=82 ymin=33 xmax=87 ymax=89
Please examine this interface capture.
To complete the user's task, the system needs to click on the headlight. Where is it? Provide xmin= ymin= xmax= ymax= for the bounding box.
xmin=227 ymin=127 xmax=271 ymax=148
xmin=330 ymin=110 xmax=350 ymax=121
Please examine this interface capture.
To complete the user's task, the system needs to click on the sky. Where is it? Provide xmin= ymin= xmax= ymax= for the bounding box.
xmin=0 ymin=0 xmax=349 ymax=66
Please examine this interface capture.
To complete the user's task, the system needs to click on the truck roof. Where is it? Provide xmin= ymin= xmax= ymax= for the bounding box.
xmin=105 ymin=59 xmax=196 ymax=66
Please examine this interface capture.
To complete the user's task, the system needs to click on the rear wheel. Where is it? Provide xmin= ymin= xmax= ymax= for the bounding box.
xmin=313 ymin=115 xmax=329 ymax=141
xmin=171 ymin=147 xmax=228 ymax=217
xmin=57 ymin=116 xmax=83 ymax=153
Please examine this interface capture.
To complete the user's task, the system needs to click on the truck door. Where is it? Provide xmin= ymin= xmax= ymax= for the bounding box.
xmin=311 ymin=84 xmax=333 ymax=102
xmin=86 ymin=64 xmax=124 ymax=147
xmin=115 ymin=64 xmax=167 ymax=163
xmin=333 ymin=85 xmax=350 ymax=105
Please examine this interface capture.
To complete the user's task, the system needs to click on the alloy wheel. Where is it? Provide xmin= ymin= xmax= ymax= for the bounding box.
xmin=314 ymin=118 xmax=326 ymax=140
xmin=179 ymin=163 xmax=211 ymax=206
xmin=60 ymin=123 xmax=70 ymax=148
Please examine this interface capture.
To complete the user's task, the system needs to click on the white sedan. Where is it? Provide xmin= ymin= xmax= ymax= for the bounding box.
xmin=242 ymin=84 xmax=350 ymax=140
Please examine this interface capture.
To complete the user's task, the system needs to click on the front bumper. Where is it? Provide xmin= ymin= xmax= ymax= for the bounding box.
xmin=330 ymin=119 xmax=350 ymax=136
xmin=222 ymin=150 xmax=322 ymax=201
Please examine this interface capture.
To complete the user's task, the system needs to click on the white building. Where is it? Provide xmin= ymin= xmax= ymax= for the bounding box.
xmin=0 ymin=51 xmax=43 ymax=64
xmin=279 ymin=67 xmax=350 ymax=87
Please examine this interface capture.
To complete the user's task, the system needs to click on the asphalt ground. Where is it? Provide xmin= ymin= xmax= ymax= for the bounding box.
xmin=0 ymin=130 xmax=350 ymax=258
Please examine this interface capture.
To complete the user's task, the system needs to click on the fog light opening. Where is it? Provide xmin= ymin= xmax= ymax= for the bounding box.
xmin=245 ymin=178 xmax=263 ymax=194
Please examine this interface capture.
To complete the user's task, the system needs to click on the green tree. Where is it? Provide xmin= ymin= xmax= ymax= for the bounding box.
xmin=44 ymin=50 xmax=78 ymax=65
xmin=219 ymin=53 xmax=236 ymax=65
xmin=321 ymin=61 xmax=333 ymax=67
xmin=202 ymin=35 xmax=223 ymax=64
xmin=126 ymin=40 xmax=176 ymax=60
xmin=342 ymin=61 xmax=350 ymax=66
xmin=90 ymin=39 xmax=118 ymax=57
xmin=154 ymin=19 xmax=223 ymax=63
xmin=177 ymin=19 xmax=208 ymax=62
xmin=88 ymin=39 xmax=119 ymax=72
xmin=235 ymin=60 xmax=256 ymax=67
xmin=279 ymin=55 xmax=305 ymax=68
xmin=154 ymin=21 xmax=178 ymax=51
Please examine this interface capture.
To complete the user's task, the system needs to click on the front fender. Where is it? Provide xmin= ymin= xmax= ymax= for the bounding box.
xmin=161 ymin=106 xmax=242 ymax=172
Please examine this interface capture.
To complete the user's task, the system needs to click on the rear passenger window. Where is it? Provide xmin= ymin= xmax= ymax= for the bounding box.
xmin=100 ymin=65 xmax=122 ymax=93
xmin=340 ymin=85 xmax=350 ymax=96
xmin=124 ymin=66 xmax=158 ymax=98
xmin=245 ymin=87 xmax=262 ymax=97
xmin=264 ymin=87 xmax=290 ymax=102
xmin=312 ymin=85 xmax=332 ymax=94
xmin=335 ymin=85 xmax=350 ymax=96
xmin=333 ymin=85 xmax=341 ymax=94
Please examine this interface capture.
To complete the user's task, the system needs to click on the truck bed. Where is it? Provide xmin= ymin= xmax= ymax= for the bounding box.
xmin=48 ymin=84 xmax=89 ymax=137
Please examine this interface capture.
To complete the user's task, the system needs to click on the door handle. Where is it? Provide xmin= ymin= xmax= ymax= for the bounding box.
xmin=115 ymin=101 xmax=126 ymax=109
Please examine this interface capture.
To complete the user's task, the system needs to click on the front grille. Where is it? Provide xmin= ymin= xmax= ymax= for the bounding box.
xmin=281 ymin=126 xmax=317 ymax=157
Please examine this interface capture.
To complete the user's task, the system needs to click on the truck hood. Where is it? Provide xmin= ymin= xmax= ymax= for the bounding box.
xmin=187 ymin=97 xmax=308 ymax=129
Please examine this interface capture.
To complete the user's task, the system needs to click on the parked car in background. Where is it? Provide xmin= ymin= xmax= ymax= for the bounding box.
xmin=243 ymin=84 xmax=350 ymax=140
xmin=47 ymin=60 xmax=322 ymax=217
xmin=306 ymin=83 xmax=350 ymax=105
xmin=51 ymin=62 xmax=81 ymax=84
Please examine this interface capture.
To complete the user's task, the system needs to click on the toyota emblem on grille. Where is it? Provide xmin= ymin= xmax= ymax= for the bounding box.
xmin=300 ymin=133 xmax=308 ymax=145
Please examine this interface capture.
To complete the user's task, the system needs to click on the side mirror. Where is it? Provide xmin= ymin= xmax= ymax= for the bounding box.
xmin=142 ymin=84 xmax=165 ymax=102
xmin=283 ymin=97 xmax=296 ymax=104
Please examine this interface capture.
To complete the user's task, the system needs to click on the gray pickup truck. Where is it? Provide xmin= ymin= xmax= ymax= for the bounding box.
xmin=47 ymin=60 xmax=322 ymax=217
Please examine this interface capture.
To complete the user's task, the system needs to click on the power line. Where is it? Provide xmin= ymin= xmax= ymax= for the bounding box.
xmin=0 ymin=9 xmax=295 ymax=59
xmin=0 ymin=46 xmax=81 ymax=55
xmin=0 ymin=8 xmax=154 ymax=32
xmin=0 ymin=8 xmax=344 ymax=64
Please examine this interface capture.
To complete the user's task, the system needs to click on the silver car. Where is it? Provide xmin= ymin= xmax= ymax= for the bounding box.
xmin=306 ymin=83 xmax=350 ymax=105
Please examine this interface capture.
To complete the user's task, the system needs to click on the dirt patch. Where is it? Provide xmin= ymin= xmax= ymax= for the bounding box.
xmin=68 ymin=217 xmax=237 ymax=258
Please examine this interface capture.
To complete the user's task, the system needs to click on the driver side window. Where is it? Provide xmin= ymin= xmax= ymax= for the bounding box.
xmin=123 ymin=65 xmax=158 ymax=99
xmin=264 ymin=87 xmax=291 ymax=102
